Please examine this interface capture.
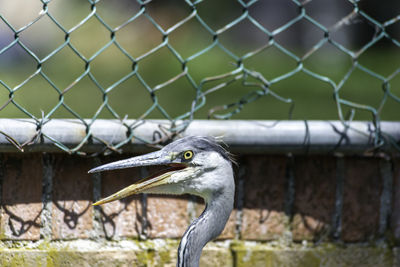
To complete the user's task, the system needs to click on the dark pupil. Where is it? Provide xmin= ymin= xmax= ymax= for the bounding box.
xmin=185 ymin=152 xmax=191 ymax=158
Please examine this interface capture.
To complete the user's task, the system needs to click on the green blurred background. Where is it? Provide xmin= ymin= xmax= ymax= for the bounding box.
xmin=0 ymin=0 xmax=399 ymax=121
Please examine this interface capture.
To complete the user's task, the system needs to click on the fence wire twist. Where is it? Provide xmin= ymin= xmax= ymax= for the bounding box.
xmin=0 ymin=0 xmax=399 ymax=154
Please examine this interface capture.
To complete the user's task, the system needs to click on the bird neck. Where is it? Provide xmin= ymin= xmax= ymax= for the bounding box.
xmin=177 ymin=191 xmax=234 ymax=267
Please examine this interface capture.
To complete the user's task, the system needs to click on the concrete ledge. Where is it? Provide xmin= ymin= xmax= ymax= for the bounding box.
xmin=231 ymin=242 xmax=394 ymax=267
xmin=0 ymin=240 xmax=395 ymax=267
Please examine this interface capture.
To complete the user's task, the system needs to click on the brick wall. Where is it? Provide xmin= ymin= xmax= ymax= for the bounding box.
xmin=0 ymin=152 xmax=399 ymax=266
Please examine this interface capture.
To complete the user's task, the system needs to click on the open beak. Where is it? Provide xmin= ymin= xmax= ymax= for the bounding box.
xmin=88 ymin=150 xmax=187 ymax=206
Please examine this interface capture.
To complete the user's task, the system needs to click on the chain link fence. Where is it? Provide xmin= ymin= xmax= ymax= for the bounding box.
xmin=0 ymin=0 xmax=399 ymax=154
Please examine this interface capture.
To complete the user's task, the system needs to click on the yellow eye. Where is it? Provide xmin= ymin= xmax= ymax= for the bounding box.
xmin=183 ymin=150 xmax=193 ymax=160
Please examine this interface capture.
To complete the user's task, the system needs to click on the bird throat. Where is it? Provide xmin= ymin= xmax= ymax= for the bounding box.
xmin=177 ymin=193 xmax=233 ymax=267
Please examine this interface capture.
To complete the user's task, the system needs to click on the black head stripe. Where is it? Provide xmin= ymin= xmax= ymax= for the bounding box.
xmin=164 ymin=136 xmax=234 ymax=163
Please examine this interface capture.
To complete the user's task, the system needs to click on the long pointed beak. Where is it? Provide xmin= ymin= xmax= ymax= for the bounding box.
xmin=88 ymin=150 xmax=169 ymax=174
xmin=88 ymin=151 xmax=186 ymax=206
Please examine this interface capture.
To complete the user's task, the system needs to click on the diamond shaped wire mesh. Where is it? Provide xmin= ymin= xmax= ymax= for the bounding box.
xmin=0 ymin=0 xmax=399 ymax=154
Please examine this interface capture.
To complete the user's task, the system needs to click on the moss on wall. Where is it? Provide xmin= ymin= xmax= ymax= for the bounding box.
xmin=0 ymin=239 xmax=395 ymax=267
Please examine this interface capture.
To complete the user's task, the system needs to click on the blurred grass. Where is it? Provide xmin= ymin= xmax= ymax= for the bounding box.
xmin=1 ymin=46 xmax=399 ymax=121
xmin=0 ymin=0 xmax=399 ymax=122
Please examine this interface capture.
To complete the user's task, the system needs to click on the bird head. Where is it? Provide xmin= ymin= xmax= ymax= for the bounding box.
xmin=89 ymin=136 xmax=234 ymax=205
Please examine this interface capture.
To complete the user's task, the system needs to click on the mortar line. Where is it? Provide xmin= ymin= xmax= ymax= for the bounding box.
xmin=332 ymin=156 xmax=345 ymax=240
xmin=140 ymin=167 xmax=149 ymax=240
xmin=282 ymin=154 xmax=296 ymax=244
xmin=0 ymin=154 xmax=4 ymax=231
xmin=284 ymin=153 xmax=295 ymax=219
xmin=40 ymin=153 xmax=53 ymax=240
xmin=378 ymin=158 xmax=393 ymax=238
xmin=91 ymin=157 xmax=103 ymax=239
xmin=235 ymin=162 xmax=246 ymax=240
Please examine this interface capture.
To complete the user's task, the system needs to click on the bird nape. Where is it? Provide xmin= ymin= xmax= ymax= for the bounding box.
xmin=88 ymin=136 xmax=235 ymax=267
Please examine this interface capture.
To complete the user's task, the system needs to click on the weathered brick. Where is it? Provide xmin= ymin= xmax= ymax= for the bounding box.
xmin=341 ymin=157 xmax=381 ymax=242
xmin=292 ymin=156 xmax=336 ymax=241
xmin=241 ymin=155 xmax=287 ymax=240
xmin=146 ymin=195 xmax=190 ymax=239
xmin=392 ymin=158 xmax=400 ymax=240
xmin=98 ymin=157 xmax=142 ymax=239
xmin=52 ymin=155 xmax=93 ymax=239
xmin=0 ymin=153 xmax=42 ymax=240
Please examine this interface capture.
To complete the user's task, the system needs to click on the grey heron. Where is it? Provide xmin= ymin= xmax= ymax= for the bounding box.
xmin=88 ymin=136 xmax=235 ymax=267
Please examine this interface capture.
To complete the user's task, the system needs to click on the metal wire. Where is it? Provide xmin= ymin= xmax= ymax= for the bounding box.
xmin=0 ymin=0 xmax=399 ymax=154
